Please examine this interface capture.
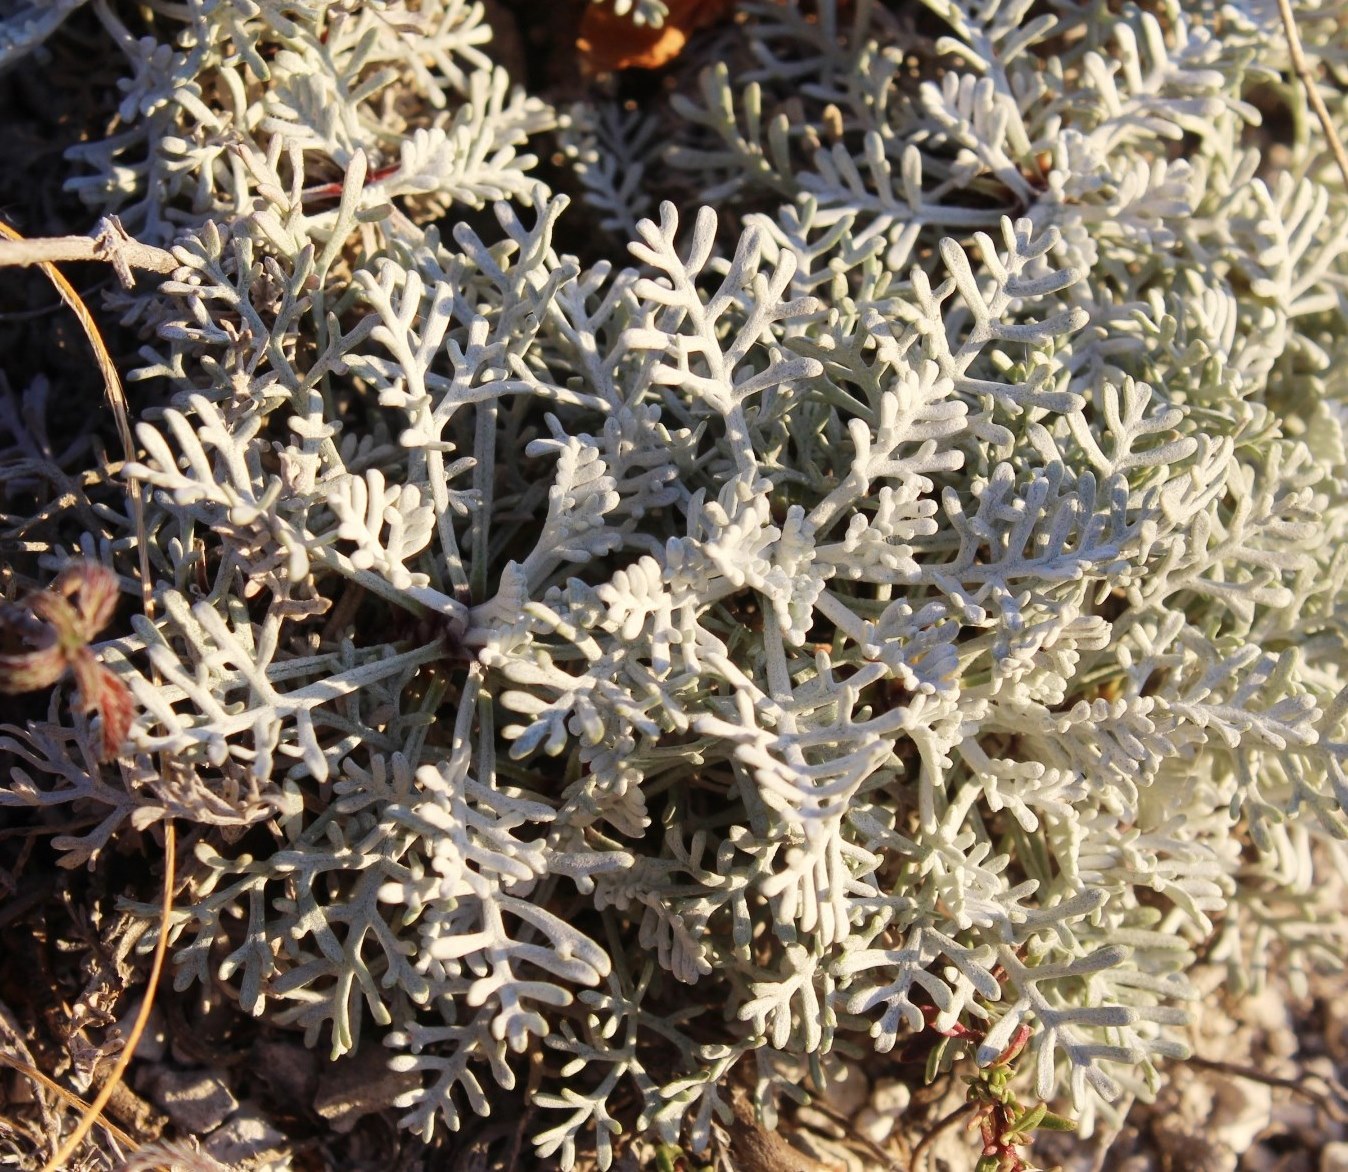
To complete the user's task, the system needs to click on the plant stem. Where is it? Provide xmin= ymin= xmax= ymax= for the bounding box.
xmin=0 ymin=219 xmax=177 ymax=283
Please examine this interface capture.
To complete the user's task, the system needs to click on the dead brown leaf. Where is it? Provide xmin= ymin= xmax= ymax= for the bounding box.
xmin=577 ymin=0 xmax=737 ymax=72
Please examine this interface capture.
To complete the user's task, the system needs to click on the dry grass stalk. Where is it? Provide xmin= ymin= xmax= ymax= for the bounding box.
xmin=0 ymin=1052 xmax=138 ymax=1151
xmin=1277 ymin=0 xmax=1348 ymax=189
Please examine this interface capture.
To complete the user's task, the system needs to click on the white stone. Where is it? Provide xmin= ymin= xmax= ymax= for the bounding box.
xmin=203 ymin=1104 xmax=285 ymax=1165
xmin=1266 ymin=1029 xmax=1300 ymax=1060
xmin=795 ymin=1105 xmax=843 ymax=1139
xmin=870 ymin=1078 xmax=911 ymax=1116
xmin=853 ymin=1106 xmax=893 ymax=1145
xmin=1188 ymin=965 xmax=1231 ymax=999
xmin=819 ymin=1060 xmax=870 ymax=1118
xmin=1174 ymin=1071 xmax=1217 ymax=1129
xmin=1322 ymin=1141 xmax=1348 ymax=1172
xmin=1306 ymin=1056 xmax=1340 ymax=1083
xmin=1237 ymin=986 xmax=1294 ymax=1036
xmin=849 ymin=1077 xmax=910 ymax=1145
xmin=1207 ymin=1074 xmax=1274 ymax=1152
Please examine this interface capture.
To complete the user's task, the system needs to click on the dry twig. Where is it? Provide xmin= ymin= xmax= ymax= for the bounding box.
xmin=807 ymin=1100 xmax=905 ymax=1171
xmin=911 ymin=1102 xmax=974 ymax=1172
xmin=0 ymin=220 xmax=177 ymax=283
xmin=1276 ymin=0 xmax=1348 ymax=189
xmin=1187 ymin=1055 xmax=1348 ymax=1124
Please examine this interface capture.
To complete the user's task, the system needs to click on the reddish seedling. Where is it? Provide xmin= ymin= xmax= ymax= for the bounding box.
xmin=916 ymin=1009 xmax=1076 ymax=1172
xmin=0 ymin=562 xmax=135 ymax=759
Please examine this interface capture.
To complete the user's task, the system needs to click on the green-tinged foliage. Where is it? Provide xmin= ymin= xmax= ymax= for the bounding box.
xmin=2 ymin=0 xmax=1348 ymax=1166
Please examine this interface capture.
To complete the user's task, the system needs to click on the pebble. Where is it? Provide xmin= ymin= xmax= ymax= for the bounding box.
xmin=1306 ymin=1056 xmax=1339 ymax=1082
xmin=116 ymin=998 xmax=167 ymax=1064
xmin=1238 ymin=987 xmax=1299 ymax=1060
xmin=1174 ymin=1071 xmax=1217 ymax=1127
xmin=851 ymin=1077 xmax=912 ymax=1145
xmin=1188 ymin=965 xmax=1231 ymax=999
xmin=203 ymin=1104 xmax=286 ymax=1165
xmin=871 ymin=1078 xmax=911 ymax=1116
xmin=853 ymin=1106 xmax=893 ymax=1144
xmin=1207 ymin=1074 xmax=1273 ymax=1151
xmin=1323 ymin=1141 xmax=1348 ymax=1172
xmin=146 ymin=1068 xmax=238 ymax=1134
xmin=819 ymin=1060 xmax=869 ymax=1118
xmin=795 ymin=1106 xmax=844 ymax=1139
xmin=1267 ymin=1030 xmax=1302 ymax=1061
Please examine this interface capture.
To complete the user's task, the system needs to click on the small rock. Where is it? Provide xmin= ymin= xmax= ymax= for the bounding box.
xmin=203 ymin=1104 xmax=285 ymax=1165
xmin=1188 ymin=965 xmax=1230 ymax=999
xmin=1267 ymin=1029 xmax=1301 ymax=1061
xmin=1173 ymin=1071 xmax=1217 ymax=1130
xmin=1306 ymin=1056 xmax=1339 ymax=1082
xmin=853 ymin=1106 xmax=893 ymax=1144
xmin=314 ymin=1046 xmax=420 ymax=1134
xmin=146 ymin=1068 xmax=238 ymax=1134
xmin=116 ymin=998 xmax=167 ymax=1064
xmin=851 ymin=1078 xmax=910 ymax=1145
xmin=1322 ymin=1141 xmax=1348 ymax=1172
xmin=819 ymin=1061 xmax=869 ymax=1119
xmin=1237 ymin=985 xmax=1288 ymax=1024
xmin=1208 ymin=1074 xmax=1273 ymax=1151
xmin=870 ymin=1078 xmax=911 ymax=1116
xmin=795 ymin=1105 xmax=844 ymax=1139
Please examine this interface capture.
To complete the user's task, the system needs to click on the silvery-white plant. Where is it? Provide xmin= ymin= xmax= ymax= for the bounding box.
xmin=3 ymin=0 xmax=1347 ymax=1165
